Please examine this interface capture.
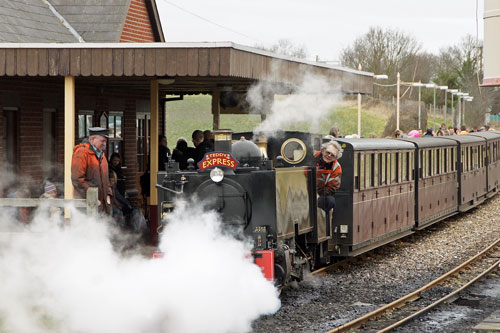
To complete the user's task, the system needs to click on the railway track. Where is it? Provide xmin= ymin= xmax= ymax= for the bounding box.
xmin=328 ymin=237 xmax=500 ymax=332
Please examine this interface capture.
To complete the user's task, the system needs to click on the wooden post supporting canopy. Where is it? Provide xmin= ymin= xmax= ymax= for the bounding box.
xmin=149 ymin=80 xmax=159 ymax=244
xmin=64 ymin=75 xmax=75 ymax=218
xmin=212 ymin=88 xmax=220 ymax=130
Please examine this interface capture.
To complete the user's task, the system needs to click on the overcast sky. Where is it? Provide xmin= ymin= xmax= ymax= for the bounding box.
xmin=156 ymin=0 xmax=484 ymax=62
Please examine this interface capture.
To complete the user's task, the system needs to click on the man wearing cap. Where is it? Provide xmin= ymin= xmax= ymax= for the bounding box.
xmin=71 ymin=127 xmax=112 ymax=213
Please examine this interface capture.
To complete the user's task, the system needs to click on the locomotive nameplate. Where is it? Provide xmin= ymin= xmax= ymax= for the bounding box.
xmin=198 ymin=152 xmax=239 ymax=170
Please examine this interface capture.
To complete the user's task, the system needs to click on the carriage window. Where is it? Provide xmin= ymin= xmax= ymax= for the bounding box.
xmin=386 ymin=153 xmax=390 ymax=183
xmin=419 ymin=150 xmax=423 ymax=179
xmin=432 ymin=149 xmax=438 ymax=176
xmin=391 ymin=152 xmax=398 ymax=183
xmin=440 ymin=149 xmax=444 ymax=174
xmin=402 ymin=152 xmax=408 ymax=182
xmin=367 ymin=154 xmax=373 ymax=188
xmin=469 ymin=146 xmax=473 ymax=171
xmin=473 ymin=146 xmax=477 ymax=170
xmin=443 ymin=149 xmax=447 ymax=173
xmin=409 ymin=152 xmax=414 ymax=181
xmin=481 ymin=146 xmax=484 ymax=168
xmin=381 ymin=153 xmax=387 ymax=185
xmin=436 ymin=149 xmax=440 ymax=175
xmin=397 ymin=152 xmax=401 ymax=183
xmin=427 ymin=150 xmax=432 ymax=178
xmin=374 ymin=154 xmax=380 ymax=187
xmin=462 ymin=148 xmax=467 ymax=172
xmin=360 ymin=154 xmax=365 ymax=189
xmin=354 ymin=153 xmax=359 ymax=190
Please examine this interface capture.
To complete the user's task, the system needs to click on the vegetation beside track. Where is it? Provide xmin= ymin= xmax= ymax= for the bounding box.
xmin=165 ymin=95 xmax=390 ymax=148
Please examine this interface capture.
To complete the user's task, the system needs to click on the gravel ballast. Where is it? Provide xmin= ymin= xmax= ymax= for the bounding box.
xmin=252 ymin=195 xmax=500 ymax=332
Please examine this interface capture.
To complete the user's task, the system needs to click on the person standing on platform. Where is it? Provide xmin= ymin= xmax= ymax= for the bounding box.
xmin=191 ymin=129 xmax=212 ymax=165
xmin=71 ymin=127 xmax=112 ymax=214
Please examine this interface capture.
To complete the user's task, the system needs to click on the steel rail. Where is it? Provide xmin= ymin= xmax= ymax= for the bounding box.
xmin=378 ymin=258 xmax=500 ymax=332
xmin=328 ymin=237 xmax=500 ymax=333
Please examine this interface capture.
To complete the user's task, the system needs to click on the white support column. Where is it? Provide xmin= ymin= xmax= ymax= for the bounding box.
xmin=64 ymin=75 xmax=75 ymax=218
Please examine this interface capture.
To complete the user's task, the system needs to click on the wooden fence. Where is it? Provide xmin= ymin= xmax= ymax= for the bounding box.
xmin=0 ymin=187 xmax=99 ymax=216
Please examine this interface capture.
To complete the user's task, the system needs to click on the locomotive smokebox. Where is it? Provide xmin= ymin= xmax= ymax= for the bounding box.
xmin=213 ymin=129 xmax=233 ymax=153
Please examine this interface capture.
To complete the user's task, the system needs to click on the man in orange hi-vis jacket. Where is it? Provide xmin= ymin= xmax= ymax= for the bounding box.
xmin=71 ymin=127 xmax=112 ymax=214
xmin=313 ymin=140 xmax=343 ymax=224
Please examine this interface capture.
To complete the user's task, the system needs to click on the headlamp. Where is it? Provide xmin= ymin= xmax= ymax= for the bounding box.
xmin=210 ymin=167 xmax=224 ymax=183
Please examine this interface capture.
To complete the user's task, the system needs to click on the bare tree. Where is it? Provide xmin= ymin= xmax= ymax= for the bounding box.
xmin=435 ymin=35 xmax=494 ymax=127
xmin=340 ymin=26 xmax=422 ymax=83
xmin=254 ymin=39 xmax=308 ymax=59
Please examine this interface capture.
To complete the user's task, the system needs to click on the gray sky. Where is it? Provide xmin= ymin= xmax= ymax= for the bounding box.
xmin=157 ymin=0 xmax=484 ymax=62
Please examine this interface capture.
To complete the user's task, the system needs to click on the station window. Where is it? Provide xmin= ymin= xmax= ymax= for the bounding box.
xmin=78 ymin=110 xmax=94 ymax=139
xmin=42 ymin=108 xmax=56 ymax=178
xmin=137 ymin=113 xmax=150 ymax=173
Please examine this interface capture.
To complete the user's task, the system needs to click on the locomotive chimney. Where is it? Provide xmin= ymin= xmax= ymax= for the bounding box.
xmin=213 ymin=129 xmax=233 ymax=153
xmin=256 ymin=135 xmax=268 ymax=158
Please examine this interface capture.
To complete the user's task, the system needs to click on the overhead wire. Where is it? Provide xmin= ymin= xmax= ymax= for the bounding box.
xmin=160 ymin=0 xmax=266 ymax=45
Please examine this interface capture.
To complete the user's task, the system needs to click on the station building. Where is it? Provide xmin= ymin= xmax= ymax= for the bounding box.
xmin=0 ymin=0 xmax=373 ymax=242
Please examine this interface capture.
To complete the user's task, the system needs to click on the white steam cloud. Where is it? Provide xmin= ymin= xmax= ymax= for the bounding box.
xmin=0 ymin=201 xmax=280 ymax=332
xmin=247 ymin=65 xmax=343 ymax=136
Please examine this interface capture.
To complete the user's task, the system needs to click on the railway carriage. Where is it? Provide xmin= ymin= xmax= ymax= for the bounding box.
xmin=468 ymin=131 xmax=500 ymax=197
xmin=155 ymin=130 xmax=500 ymax=284
xmin=442 ymin=135 xmax=488 ymax=212
xmin=333 ymin=139 xmax=416 ymax=256
xmin=400 ymin=137 xmax=459 ymax=229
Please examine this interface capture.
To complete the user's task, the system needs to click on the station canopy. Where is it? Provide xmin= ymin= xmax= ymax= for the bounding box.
xmin=0 ymin=42 xmax=374 ymax=99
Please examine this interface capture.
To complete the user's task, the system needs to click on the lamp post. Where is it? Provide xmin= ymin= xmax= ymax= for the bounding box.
xmin=462 ymin=95 xmax=472 ymax=126
xmin=412 ymin=82 xmax=425 ymax=129
xmin=448 ymin=89 xmax=458 ymax=127
xmin=439 ymin=86 xmax=448 ymax=125
xmin=456 ymin=92 xmax=467 ymax=128
xmin=361 ymin=73 xmax=388 ymax=137
xmin=396 ymin=72 xmax=401 ymax=130
xmin=425 ymin=83 xmax=437 ymax=130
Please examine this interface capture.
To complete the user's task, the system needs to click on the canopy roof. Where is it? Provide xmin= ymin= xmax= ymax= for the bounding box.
xmin=0 ymin=42 xmax=374 ymax=95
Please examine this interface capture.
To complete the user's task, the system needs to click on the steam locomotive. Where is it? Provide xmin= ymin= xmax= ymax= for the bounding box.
xmin=156 ymin=129 xmax=500 ymax=285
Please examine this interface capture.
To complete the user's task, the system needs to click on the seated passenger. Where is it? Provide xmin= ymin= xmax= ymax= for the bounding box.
xmin=109 ymin=152 xmax=126 ymax=197
xmin=172 ymin=137 xmax=189 ymax=170
xmin=203 ymin=129 xmax=214 ymax=150
xmin=314 ymin=141 xmax=343 ymax=224
xmin=109 ymin=171 xmax=133 ymax=229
